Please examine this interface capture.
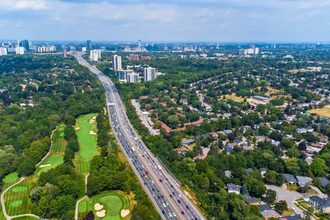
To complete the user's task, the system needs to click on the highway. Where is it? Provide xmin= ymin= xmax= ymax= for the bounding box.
xmin=72 ymin=53 xmax=205 ymax=220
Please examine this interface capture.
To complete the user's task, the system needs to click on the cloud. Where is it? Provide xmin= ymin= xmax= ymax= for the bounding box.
xmin=0 ymin=0 xmax=49 ymax=10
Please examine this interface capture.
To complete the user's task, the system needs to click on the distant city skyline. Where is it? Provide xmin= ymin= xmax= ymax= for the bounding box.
xmin=0 ymin=0 xmax=330 ymax=42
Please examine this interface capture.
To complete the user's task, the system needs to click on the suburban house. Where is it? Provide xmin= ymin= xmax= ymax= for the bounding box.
xmin=245 ymin=168 xmax=253 ymax=173
xmin=320 ymin=177 xmax=330 ymax=188
xmin=307 ymin=196 xmax=330 ymax=213
xmin=296 ymin=176 xmax=313 ymax=187
xmin=259 ymin=168 xmax=267 ymax=177
xmin=260 ymin=209 xmax=280 ymax=220
xmin=282 ymin=173 xmax=297 ymax=184
xmin=227 ymin=183 xmax=241 ymax=194
xmin=181 ymin=139 xmax=194 ymax=146
xmin=258 ymin=205 xmax=273 ymax=212
xmin=223 ymin=145 xmax=233 ymax=155
xmin=248 ymin=96 xmax=273 ymax=105
xmin=224 ymin=170 xmax=232 ymax=177
xmin=244 ymin=197 xmax=260 ymax=205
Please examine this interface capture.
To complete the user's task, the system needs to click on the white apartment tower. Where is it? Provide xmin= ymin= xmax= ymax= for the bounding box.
xmin=90 ymin=49 xmax=101 ymax=61
xmin=127 ymin=73 xmax=139 ymax=83
xmin=15 ymin=46 xmax=25 ymax=55
xmin=112 ymin=55 xmax=122 ymax=70
xmin=144 ymin=67 xmax=157 ymax=81
xmin=0 ymin=47 xmax=8 ymax=56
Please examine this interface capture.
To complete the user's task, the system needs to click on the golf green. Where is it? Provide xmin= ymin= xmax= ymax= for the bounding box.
xmin=10 ymin=200 xmax=23 ymax=207
xmin=3 ymin=173 xmax=18 ymax=183
xmin=78 ymin=191 xmax=131 ymax=220
xmin=36 ymin=155 xmax=64 ymax=176
xmin=76 ymin=114 xmax=98 ymax=160
xmin=12 ymin=186 xmax=28 ymax=193
xmin=59 ymin=132 xmax=64 ymax=137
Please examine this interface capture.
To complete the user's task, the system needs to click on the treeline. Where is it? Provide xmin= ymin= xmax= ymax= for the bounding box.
xmin=63 ymin=125 xmax=80 ymax=167
xmin=30 ymin=164 xmax=82 ymax=219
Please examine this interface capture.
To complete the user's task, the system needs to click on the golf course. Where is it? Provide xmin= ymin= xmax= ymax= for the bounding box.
xmin=78 ymin=191 xmax=134 ymax=220
xmin=74 ymin=113 xmax=99 ymax=173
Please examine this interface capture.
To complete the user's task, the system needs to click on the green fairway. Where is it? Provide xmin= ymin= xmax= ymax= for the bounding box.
xmin=11 ymin=217 xmax=39 ymax=220
xmin=73 ymin=113 xmax=98 ymax=173
xmin=78 ymin=191 xmax=132 ymax=220
xmin=12 ymin=186 xmax=28 ymax=193
xmin=76 ymin=114 xmax=98 ymax=160
xmin=10 ymin=200 xmax=23 ymax=207
xmin=3 ymin=173 xmax=18 ymax=184
xmin=36 ymin=154 xmax=64 ymax=176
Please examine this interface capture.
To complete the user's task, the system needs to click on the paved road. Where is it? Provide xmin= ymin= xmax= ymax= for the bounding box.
xmin=266 ymin=185 xmax=305 ymax=217
xmin=36 ymin=126 xmax=58 ymax=166
xmin=75 ymin=173 xmax=90 ymax=220
xmin=73 ymin=52 xmax=205 ymax=220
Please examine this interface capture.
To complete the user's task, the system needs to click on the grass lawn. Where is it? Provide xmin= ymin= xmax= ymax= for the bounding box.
xmin=74 ymin=113 xmax=98 ymax=173
xmin=224 ymin=93 xmax=245 ymax=102
xmin=36 ymin=155 xmax=64 ymax=176
xmin=78 ymin=191 xmax=133 ymax=220
xmin=11 ymin=217 xmax=39 ymax=220
xmin=309 ymin=107 xmax=330 ymax=118
xmin=3 ymin=173 xmax=18 ymax=184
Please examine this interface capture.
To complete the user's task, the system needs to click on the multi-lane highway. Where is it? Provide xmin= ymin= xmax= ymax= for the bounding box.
xmin=73 ymin=53 xmax=205 ymax=220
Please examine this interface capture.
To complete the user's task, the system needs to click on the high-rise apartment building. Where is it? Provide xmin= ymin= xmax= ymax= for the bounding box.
xmin=112 ymin=55 xmax=122 ymax=70
xmin=16 ymin=47 xmax=25 ymax=55
xmin=116 ymin=69 xmax=134 ymax=81
xmin=63 ymin=50 xmax=67 ymax=58
xmin=127 ymin=73 xmax=139 ymax=83
xmin=0 ymin=47 xmax=8 ymax=56
xmin=86 ymin=40 xmax=92 ymax=51
xmin=239 ymin=47 xmax=259 ymax=56
xmin=138 ymin=39 xmax=141 ymax=48
xmin=19 ymin=40 xmax=29 ymax=51
xmin=144 ymin=67 xmax=157 ymax=81
xmin=90 ymin=49 xmax=101 ymax=61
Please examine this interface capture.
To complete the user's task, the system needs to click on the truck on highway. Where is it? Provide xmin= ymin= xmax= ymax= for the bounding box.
xmin=157 ymin=165 xmax=162 ymax=171
xmin=131 ymin=147 xmax=135 ymax=152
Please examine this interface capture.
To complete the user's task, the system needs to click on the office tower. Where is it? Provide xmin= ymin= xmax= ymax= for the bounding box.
xmin=86 ymin=40 xmax=92 ymax=51
xmin=0 ymin=47 xmax=8 ymax=56
xmin=138 ymin=39 xmax=141 ymax=48
xmin=63 ymin=50 xmax=67 ymax=58
xmin=127 ymin=72 xmax=139 ymax=83
xmin=19 ymin=39 xmax=29 ymax=51
xmin=15 ymin=47 xmax=25 ymax=55
xmin=143 ymin=67 xmax=157 ymax=81
xmin=90 ymin=49 xmax=101 ymax=61
xmin=116 ymin=70 xmax=134 ymax=81
xmin=112 ymin=55 xmax=122 ymax=70
xmin=129 ymin=54 xmax=139 ymax=60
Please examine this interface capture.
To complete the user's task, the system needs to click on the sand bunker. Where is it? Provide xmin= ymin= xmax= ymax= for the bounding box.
xmin=39 ymin=164 xmax=51 ymax=168
xmin=96 ymin=210 xmax=106 ymax=217
xmin=75 ymin=127 xmax=80 ymax=130
xmin=94 ymin=203 xmax=104 ymax=211
xmin=89 ymin=131 xmax=97 ymax=135
xmin=89 ymin=119 xmax=95 ymax=123
xmin=121 ymin=209 xmax=130 ymax=217
xmin=92 ymin=116 xmax=96 ymax=119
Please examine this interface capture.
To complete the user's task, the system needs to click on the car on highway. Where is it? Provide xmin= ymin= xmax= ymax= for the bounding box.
xmin=159 ymin=179 xmax=162 ymax=182
xmin=177 ymin=200 xmax=181 ymax=203
xmin=181 ymin=211 xmax=185 ymax=215
xmin=186 ymin=205 xmax=189 ymax=209
xmin=173 ymin=213 xmax=176 ymax=217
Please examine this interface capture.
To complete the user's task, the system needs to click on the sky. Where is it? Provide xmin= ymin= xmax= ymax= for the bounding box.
xmin=0 ymin=0 xmax=330 ymax=42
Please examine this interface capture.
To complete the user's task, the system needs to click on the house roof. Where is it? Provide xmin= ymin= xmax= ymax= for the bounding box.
xmin=258 ymin=205 xmax=272 ymax=212
xmin=245 ymin=197 xmax=260 ymax=204
xmin=282 ymin=173 xmax=297 ymax=183
xmin=181 ymin=139 xmax=194 ymax=145
xmin=245 ymin=168 xmax=253 ymax=173
xmin=310 ymin=196 xmax=330 ymax=208
xmin=260 ymin=209 xmax=279 ymax=218
xmin=296 ymin=176 xmax=313 ymax=186
xmin=281 ymin=215 xmax=303 ymax=220
xmin=320 ymin=177 xmax=330 ymax=188
xmin=224 ymin=170 xmax=232 ymax=177
xmin=259 ymin=168 xmax=267 ymax=172
xmin=227 ymin=183 xmax=241 ymax=192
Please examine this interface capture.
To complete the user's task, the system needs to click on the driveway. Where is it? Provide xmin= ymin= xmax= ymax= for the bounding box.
xmin=266 ymin=184 xmax=305 ymax=217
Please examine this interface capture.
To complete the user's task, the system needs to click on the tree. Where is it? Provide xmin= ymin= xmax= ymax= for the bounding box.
xmin=153 ymin=121 xmax=162 ymax=129
xmin=17 ymin=160 xmax=36 ymax=176
xmin=298 ymin=142 xmax=307 ymax=151
xmin=266 ymin=189 xmax=276 ymax=203
xmin=276 ymin=174 xmax=285 ymax=186
xmin=203 ymin=177 xmax=210 ymax=189
xmin=276 ymin=200 xmax=288 ymax=212
xmin=259 ymin=125 xmax=271 ymax=136
xmin=281 ymin=137 xmax=294 ymax=149
xmin=86 ymin=210 xmax=95 ymax=220
xmin=310 ymin=158 xmax=328 ymax=177
xmin=264 ymin=170 xmax=276 ymax=184
xmin=167 ymin=115 xmax=180 ymax=129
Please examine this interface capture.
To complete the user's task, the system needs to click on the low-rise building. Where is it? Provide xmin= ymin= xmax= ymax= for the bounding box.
xmin=227 ymin=183 xmax=241 ymax=194
xmin=308 ymin=196 xmax=330 ymax=213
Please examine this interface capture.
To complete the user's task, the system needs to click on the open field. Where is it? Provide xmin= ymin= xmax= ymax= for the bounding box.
xmin=309 ymin=108 xmax=330 ymax=118
xmin=78 ymin=191 xmax=134 ymax=220
xmin=289 ymin=69 xmax=308 ymax=73
xmin=74 ymin=113 xmax=98 ymax=173
xmin=224 ymin=93 xmax=245 ymax=102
